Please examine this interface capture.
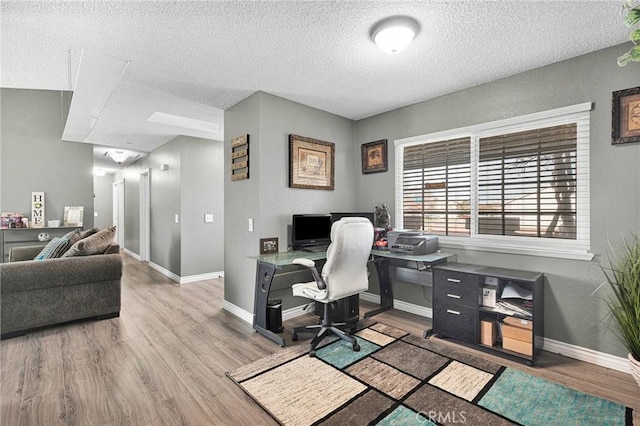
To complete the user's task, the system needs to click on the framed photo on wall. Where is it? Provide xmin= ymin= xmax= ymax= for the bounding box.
xmin=259 ymin=237 xmax=279 ymax=254
xmin=361 ymin=139 xmax=388 ymax=174
xmin=289 ymin=134 xmax=335 ymax=190
xmin=612 ymin=86 xmax=640 ymax=145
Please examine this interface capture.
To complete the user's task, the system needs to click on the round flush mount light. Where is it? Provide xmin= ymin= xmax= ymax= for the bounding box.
xmin=371 ymin=16 xmax=420 ymax=54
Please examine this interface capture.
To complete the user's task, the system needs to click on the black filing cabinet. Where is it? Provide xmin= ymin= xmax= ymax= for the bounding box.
xmin=432 ymin=268 xmax=480 ymax=344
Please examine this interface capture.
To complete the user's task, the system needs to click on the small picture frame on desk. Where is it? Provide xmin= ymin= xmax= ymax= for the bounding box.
xmin=260 ymin=237 xmax=279 ymax=254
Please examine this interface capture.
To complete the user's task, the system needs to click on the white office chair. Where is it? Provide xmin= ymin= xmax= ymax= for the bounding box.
xmin=291 ymin=217 xmax=374 ymax=356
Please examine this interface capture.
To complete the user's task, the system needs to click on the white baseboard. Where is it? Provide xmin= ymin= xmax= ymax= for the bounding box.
xmin=123 ymin=248 xmax=141 ymax=261
xmin=542 ymin=337 xmax=631 ymax=374
xmin=148 ymin=261 xmax=224 ymax=284
xmin=148 ymin=261 xmax=180 ymax=283
xmin=223 ymin=300 xmax=254 ymax=324
xmin=180 ymin=271 xmax=224 ymax=284
xmin=360 ymin=292 xmax=433 ymax=318
xmin=222 ymin=292 xmax=631 ymax=375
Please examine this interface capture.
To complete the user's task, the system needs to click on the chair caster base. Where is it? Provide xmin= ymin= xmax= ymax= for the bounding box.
xmin=353 ymin=344 xmax=360 ymax=352
xmin=309 ymin=350 xmax=316 ymax=357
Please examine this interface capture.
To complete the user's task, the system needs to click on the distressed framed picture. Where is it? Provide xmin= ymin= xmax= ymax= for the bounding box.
xmin=361 ymin=139 xmax=388 ymax=174
xmin=289 ymin=134 xmax=335 ymax=190
xmin=612 ymin=86 xmax=640 ymax=145
xmin=259 ymin=237 xmax=279 ymax=254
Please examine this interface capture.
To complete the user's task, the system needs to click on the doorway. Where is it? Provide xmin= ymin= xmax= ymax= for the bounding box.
xmin=139 ymin=169 xmax=150 ymax=262
xmin=112 ymin=179 xmax=125 ymax=247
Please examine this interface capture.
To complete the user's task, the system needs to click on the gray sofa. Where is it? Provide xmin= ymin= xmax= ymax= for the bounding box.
xmin=0 ymin=244 xmax=122 ymax=339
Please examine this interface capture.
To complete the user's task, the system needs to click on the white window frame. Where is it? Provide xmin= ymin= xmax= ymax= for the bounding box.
xmin=395 ymin=102 xmax=592 ymax=261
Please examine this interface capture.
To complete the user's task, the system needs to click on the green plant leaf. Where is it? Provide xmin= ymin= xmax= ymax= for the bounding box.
xmin=625 ymin=6 xmax=640 ymax=27
xmin=630 ymin=29 xmax=640 ymax=42
xmin=631 ymin=44 xmax=640 ymax=60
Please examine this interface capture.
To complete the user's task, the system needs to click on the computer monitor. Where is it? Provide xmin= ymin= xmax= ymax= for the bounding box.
xmin=291 ymin=214 xmax=332 ymax=250
xmin=330 ymin=212 xmax=375 ymax=225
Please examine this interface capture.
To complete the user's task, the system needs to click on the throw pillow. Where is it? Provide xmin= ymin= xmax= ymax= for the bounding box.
xmin=62 ymin=226 xmax=116 ymax=257
xmin=79 ymin=227 xmax=99 ymax=239
xmin=63 ymin=229 xmax=83 ymax=245
xmin=34 ymin=237 xmax=72 ymax=260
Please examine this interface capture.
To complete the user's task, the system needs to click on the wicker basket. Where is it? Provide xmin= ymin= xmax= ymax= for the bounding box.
xmin=629 ymin=353 xmax=640 ymax=388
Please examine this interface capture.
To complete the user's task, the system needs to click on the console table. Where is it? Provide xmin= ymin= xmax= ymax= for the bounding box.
xmin=0 ymin=226 xmax=82 ymax=263
xmin=249 ymin=249 xmax=454 ymax=346
xmin=431 ymin=263 xmax=544 ymax=365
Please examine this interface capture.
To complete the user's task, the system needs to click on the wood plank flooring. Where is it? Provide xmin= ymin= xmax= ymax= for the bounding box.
xmin=2 ymin=253 xmax=639 ymax=425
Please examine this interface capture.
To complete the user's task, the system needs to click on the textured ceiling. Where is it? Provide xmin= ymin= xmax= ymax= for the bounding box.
xmin=0 ymin=0 xmax=632 ymax=158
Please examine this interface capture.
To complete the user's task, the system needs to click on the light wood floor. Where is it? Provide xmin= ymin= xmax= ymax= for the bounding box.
xmin=2 ymin=253 xmax=639 ymax=425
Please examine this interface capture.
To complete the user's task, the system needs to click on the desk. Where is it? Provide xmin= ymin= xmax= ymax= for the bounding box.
xmin=249 ymin=249 xmax=453 ymax=346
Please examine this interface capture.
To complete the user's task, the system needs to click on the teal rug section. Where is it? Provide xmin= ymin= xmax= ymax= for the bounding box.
xmin=479 ymin=368 xmax=628 ymax=426
xmin=316 ymin=338 xmax=380 ymax=368
xmin=377 ymin=406 xmax=434 ymax=426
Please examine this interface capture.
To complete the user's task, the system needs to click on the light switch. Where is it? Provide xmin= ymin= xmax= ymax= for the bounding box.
xmin=94 ymin=212 xmax=98 ymax=217
xmin=175 ymin=214 xmax=179 ymax=224
xmin=248 ymin=218 xmax=254 ymax=232
xmin=205 ymin=214 xmax=213 ymax=223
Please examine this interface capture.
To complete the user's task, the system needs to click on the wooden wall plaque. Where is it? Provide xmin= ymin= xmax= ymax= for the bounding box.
xmin=231 ymin=134 xmax=250 ymax=181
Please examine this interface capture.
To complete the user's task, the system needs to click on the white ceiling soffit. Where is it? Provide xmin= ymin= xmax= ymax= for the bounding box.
xmin=62 ymin=49 xmax=129 ymax=142
xmin=147 ymin=112 xmax=222 ymax=139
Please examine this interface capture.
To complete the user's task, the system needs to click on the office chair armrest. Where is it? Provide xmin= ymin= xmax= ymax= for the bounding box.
xmin=293 ymin=258 xmax=327 ymax=290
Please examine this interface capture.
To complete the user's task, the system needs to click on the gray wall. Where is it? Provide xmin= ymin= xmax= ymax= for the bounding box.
xmin=119 ymin=135 xmax=224 ymax=277
xmin=224 ymin=92 xmax=357 ymax=313
xmin=1 ymin=88 xmax=94 ymax=229
xmin=93 ymin=174 xmax=114 ymax=230
xmin=180 ymin=137 xmax=224 ymax=276
xmin=354 ymin=44 xmax=640 ymax=357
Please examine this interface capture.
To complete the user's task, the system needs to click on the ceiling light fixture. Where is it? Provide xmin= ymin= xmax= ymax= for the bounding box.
xmin=371 ymin=16 xmax=420 ymax=54
xmin=108 ymin=151 xmax=129 ymax=163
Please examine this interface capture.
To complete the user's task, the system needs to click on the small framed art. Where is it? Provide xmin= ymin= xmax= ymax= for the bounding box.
xmin=612 ymin=86 xmax=640 ymax=145
xmin=361 ymin=139 xmax=388 ymax=174
xmin=260 ymin=237 xmax=279 ymax=254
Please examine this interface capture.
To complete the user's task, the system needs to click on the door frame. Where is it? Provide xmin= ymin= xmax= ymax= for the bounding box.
xmin=139 ymin=169 xmax=151 ymax=262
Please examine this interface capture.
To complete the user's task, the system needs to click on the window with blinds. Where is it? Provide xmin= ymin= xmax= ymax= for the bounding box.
xmin=403 ymin=138 xmax=471 ymax=236
xmin=395 ymin=103 xmax=591 ymax=258
xmin=478 ymin=124 xmax=577 ymax=239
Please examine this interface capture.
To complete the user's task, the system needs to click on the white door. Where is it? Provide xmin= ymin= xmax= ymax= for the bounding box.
xmin=112 ymin=179 xmax=125 ymax=247
xmin=139 ymin=170 xmax=150 ymax=262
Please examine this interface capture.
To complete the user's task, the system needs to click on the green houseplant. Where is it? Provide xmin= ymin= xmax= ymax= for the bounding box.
xmin=618 ymin=1 xmax=640 ymax=66
xmin=598 ymin=234 xmax=640 ymax=387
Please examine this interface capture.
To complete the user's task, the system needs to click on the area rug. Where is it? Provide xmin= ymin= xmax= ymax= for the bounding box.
xmin=227 ymin=323 xmax=637 ymax=426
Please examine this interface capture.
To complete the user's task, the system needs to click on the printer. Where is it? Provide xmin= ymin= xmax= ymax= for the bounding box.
xmin=389 ymin=234 xmax=439 ymax=255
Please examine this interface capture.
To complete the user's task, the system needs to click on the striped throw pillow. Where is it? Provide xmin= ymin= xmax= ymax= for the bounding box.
xmin=34 ymin=237 xmax=72 ymax=260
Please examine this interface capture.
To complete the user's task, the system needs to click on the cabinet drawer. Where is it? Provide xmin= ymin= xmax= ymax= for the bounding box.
xmin=433 ymin=303 xmax=477 ymax=344
xmin=434 ymin=282 xmax=480 ymax=308
xmin=434 ymin=269 xmax=479 ymax=288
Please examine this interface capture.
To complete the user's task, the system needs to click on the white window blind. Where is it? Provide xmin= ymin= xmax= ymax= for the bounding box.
xmin=394 ymin=103 xmax=591 ymax=260
xmin=403 ymin=137 xmax=471 ymax=236
xmin=478 ymin=124 xmax=577 ymax=239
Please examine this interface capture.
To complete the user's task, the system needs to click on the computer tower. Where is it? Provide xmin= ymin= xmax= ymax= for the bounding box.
xmin=315 ymin=294 xmax=359 ymax=324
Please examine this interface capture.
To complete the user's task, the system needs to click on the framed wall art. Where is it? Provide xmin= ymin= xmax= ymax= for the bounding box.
xmin=289 ymin=134 xmax=335 ymax=190
xmin=361 ymin=139 xmax=388 ymax=174
xmin=612 ymin=86 xmax=640 ymax=145
xmin=63 ymin=206 xmax=84 ymax=227
xmin=259 ymin=237 xmax=279 ymax=254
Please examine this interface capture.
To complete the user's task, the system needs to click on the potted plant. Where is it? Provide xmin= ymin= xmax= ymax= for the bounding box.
xmin=618 ymin=1 xmax=640 ymax=66
xmin=598 ymin=234 xmax=640 ymax=387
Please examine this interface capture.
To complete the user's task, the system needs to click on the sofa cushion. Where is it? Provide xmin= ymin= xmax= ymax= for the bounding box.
xmin=62 ymin=226 xmax=116 ymax=257
xmin=34 ymin=237 xmax=72 ymax=260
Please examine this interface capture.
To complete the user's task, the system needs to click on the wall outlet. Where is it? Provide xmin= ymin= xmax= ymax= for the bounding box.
xmin=248 ymin=218 xmax=254 ymax=232
xmin=205 ymin=213 xmax=213 ymax=223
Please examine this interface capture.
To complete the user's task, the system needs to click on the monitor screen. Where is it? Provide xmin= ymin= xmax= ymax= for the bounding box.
xmin=330 ymin=212 xmax=375 ymax=225
xmin=292 ymin=214 xmax=331 ymax=249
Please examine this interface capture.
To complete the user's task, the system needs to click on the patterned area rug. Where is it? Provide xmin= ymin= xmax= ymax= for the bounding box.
xmin=227 ymin=323 xmax=637 ymax=426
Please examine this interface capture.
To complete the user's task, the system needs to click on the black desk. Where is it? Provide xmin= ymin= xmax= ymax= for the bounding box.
xmin=249 ymin=249 xmax=454 ymax=346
